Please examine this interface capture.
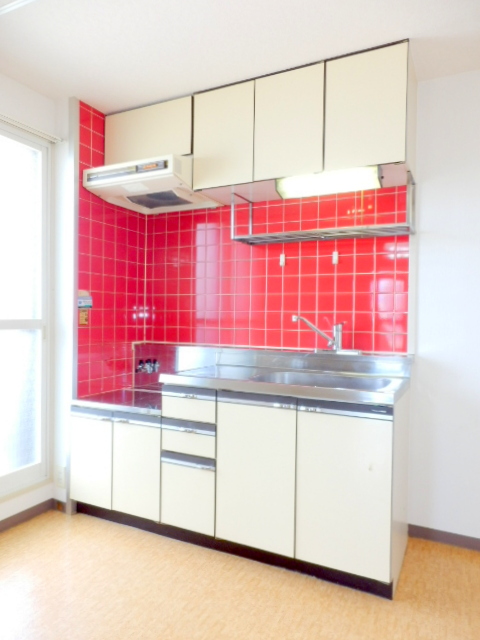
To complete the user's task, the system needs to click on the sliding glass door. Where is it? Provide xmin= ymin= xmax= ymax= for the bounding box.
xmin=0 ymin=126 xmax=49 ymax=497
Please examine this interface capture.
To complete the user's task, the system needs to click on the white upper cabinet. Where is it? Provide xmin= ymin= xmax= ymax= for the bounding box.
xmin=193 ymin=81 xmax=255 ymax=190
xmin=105 ymin=96 xmax=192 ymax=165
xmin=254 ymin=63 xmax=324 ymax=181
xmin=324 ymin=42 xmax=414 ymax=172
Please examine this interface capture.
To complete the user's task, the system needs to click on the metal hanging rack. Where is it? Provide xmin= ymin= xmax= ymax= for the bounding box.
xmin=229 ymin=172 xmax=415 ymax=245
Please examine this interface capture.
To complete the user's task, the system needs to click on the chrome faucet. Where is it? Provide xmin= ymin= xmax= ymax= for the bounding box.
xmin=292 ymin=315 xmax=343 ymax=352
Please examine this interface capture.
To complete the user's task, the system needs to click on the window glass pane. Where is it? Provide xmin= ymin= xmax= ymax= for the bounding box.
xmin=0 ymin=330 xmax=42 ymax=477
xmin=0 ymin=135 xmax=42 ymax=319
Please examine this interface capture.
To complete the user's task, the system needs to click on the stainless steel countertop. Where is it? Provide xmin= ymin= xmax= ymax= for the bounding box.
xmin=72 ymin=346 xmax=412 ymax=412
xmin=160 ymin=362 xmax=410 ymax=406
xmin=72 ymin=389 xmax=162 ymax=415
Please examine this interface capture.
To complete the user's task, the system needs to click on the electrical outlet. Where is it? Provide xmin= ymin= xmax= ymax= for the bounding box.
xmin=280 ymin=253 xmax=286 ymax=267
xmin=332 ymin=251 xmax=339 ymax=265
xmin=55 ymin=465 xmax=66 ymax=489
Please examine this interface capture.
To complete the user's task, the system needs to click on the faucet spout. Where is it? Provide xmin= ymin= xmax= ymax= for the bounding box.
xmin=292 ymin=315 xmax=343 ymax=351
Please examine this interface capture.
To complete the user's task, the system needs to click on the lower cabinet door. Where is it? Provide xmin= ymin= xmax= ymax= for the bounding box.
xmin=112 ymin=422 xmax=161 ymax=521
xmin=296 ymin=411 xmax=393 ymax=582
xmin=216 ymin=400 xmax=296 ymax=557
xmin=70 ymin=415 xmax=113 ymax=509
xmin=161 ymin=453 xmax=215 ymax=536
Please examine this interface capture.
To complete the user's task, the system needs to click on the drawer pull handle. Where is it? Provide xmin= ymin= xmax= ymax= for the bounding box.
xmin=162 ymin=423 xmax=215 ymax=436
xmin=161 ymin=453 xmax=215 ymax=472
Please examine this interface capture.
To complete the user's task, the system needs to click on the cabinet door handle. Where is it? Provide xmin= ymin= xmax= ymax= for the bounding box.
xmin=161 ymin=451 xmax=215 ymax=471
xmin=162 ymin=458 xmax=215 ymax=472
xmin=162 ymin=422 xmax=215 ymax=436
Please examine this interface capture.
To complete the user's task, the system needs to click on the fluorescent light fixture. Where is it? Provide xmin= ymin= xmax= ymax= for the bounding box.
xmin=276 ymin=166 xmax=382 ymax=199
xmin=0 ymin=0 xmax=39 ymax=16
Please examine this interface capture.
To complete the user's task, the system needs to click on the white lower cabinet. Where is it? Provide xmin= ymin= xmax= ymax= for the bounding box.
xmin=161 ymin=453 xmax=215 ymax=536
xmin=112 ymin=420 xmax=161 ymax=521
xmin=216 ymin=393 xmax=296 ymax=557
xmin=296 ymin=409 xmax=393 ymax=583
xmin=72 ymin=383 xmax=407 ymax=592
xmin=70 ymin=413 xmax=113 ymax=509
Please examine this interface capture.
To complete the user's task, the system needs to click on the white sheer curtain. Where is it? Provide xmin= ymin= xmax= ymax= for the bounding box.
xmin=0 ymin=127 xmax=48 ymax=496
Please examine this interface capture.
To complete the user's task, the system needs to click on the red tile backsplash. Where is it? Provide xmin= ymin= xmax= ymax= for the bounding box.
xmin=144 ymin=200 xmax=409 ymax=353
xmin=77 ymin=102 xmax=145 ymax=398
xmin=77 ymin=101 xmax=410 ymax=397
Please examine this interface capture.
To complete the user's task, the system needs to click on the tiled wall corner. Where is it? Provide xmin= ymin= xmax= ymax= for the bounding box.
xmin=146 ymin=191 xmax=409 ymax=353
xmin=77 ymin=102 xmax=147 ymax=397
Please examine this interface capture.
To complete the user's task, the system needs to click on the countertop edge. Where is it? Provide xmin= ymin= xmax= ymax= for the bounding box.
xmin=160 ymin=373 xmax=409 ymax=406
xmin=71 ymin=398 xmax=162 ymax=416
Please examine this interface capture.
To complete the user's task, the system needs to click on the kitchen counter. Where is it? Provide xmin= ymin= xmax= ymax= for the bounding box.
xmin=70 ymin=344 xmax=411 ymax=599
xmin=72 ymin=388 xmax=162 ymax=415
xmin=72 ymin=346 xmax=412 ymax=413
xmin=160 ymin=365 xmax=408 ymax=405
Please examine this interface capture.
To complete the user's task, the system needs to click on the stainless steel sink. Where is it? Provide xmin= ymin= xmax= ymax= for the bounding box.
xmin=251 ymin=371 xmax=397 ymax=392
xmin=161 ymin=351 xmax=410 ymax=404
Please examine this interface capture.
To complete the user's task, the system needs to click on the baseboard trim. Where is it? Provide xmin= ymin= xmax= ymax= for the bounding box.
xmin=0 ymin=499 xmax=55 ymax=534
xmin=54 ymin=500 xmax=67 ymax=514
xmin=76 ymin=503 xmax=393 ymax=599
xmin=409 ymin=524 xmax=480 ymax=552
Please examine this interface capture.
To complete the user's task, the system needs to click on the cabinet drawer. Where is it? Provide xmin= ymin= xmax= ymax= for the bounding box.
xmin=161 ymin=452 xmax=215 ymax=536
xmin=162 ymin=386 xmax=216 ymax=424
xmin=162 ymin=425 xmax=215 ymax=458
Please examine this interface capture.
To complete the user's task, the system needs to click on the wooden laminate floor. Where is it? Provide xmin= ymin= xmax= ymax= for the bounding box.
xmin=0 ymin=510 xmax=479 ymax=639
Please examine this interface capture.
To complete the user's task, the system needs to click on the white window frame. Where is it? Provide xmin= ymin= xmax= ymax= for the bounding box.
xmin=0 ymin=123 xmax=51 ymax=498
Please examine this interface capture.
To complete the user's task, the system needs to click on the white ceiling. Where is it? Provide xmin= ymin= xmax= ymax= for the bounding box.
xmin=0 ymin=0 xmax=480 ymax=115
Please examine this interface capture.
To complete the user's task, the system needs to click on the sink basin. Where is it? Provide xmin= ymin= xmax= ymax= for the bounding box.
xmin=161 ymin=361 xmax=407 ymax=403
xmin=252 ymin=371 xmax=396 ymax=392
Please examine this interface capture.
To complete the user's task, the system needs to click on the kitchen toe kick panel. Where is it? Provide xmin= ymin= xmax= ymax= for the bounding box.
xmin=75 ymin=503 xmax=394 ymax=599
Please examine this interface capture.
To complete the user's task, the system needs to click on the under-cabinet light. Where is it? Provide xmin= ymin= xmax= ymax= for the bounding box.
xmin=276 ymin=166 xmax=382 ymax=198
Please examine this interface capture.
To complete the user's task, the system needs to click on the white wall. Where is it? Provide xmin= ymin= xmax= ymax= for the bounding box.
xmin=0 ymin=71 xmax=58 ymax=136
xmin=410 ymin=70 xmax=480 ymax=539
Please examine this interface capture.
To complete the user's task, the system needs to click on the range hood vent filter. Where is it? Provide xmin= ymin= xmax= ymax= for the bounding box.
xmin=127 ymin=191 xmax=192 ymax=209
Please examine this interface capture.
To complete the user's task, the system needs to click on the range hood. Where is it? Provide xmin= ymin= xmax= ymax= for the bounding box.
xmin=83 ymin=155 xmax=221 ymax=214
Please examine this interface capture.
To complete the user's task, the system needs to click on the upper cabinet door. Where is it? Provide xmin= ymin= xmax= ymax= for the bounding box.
xmin=193 ymin=81 xmax=254 ymax=190
xmin=105 ymin=96 xmax=192 ymax=165
xmin=324 ymin=42 xmax=409 ymax=171
xmin=254 ymin=63 xmax=324 ymax=181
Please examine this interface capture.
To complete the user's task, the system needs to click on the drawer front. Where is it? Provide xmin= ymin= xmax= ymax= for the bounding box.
xmin=162 ymin=428 xmax=215 ymax=458
xmin=162 ymin=395 xmax=216 ymax=424
xmin=161 ymin=453 xmax=215 ymax=536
